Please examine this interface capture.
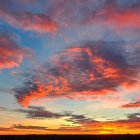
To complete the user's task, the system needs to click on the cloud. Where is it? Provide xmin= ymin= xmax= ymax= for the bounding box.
xmin=14 ymin=0 xmax=39 ymax=5
xmin=120 ymin=97 xmax=140 ymax=109
xmin=0 ymin=30 xmax=32 ymax=71
xmin=85 ymin=1 xmax=140 ymax=29
xmin=47 ymin=0 xmax=140 ymax=30
xmin=66 ymin=112 xmax=140 ymax=134
xmin=15 ymin=106 xmax=65 ymax=119
xmin=14 ymin=105 xmax=97 ymax=124
xmin=13 ymin=40 xmax=140 ymax=107
xmin=70 ymin=112 xmax=140 ymax=126
xmin=95 ymin=1 xmax=140 ymax=30
xmin=0 ymin=0 xmax=58 ymax=33
xmin=0 ymin=127 xmax=13 ymax=132
xmin=120 ymin=101 xmax=140 ymax=108
xmin=1 ymin=0 xmax=140 ymax=33
xmin=11 ymin=124 xmax=48 ymax=130
xmin=125 ymin=113 xmax=140 ymax=122
xmin=13 ymin=106 xmax=139 ymax=133
xmin=0 ymin=124 xmax=47 ymax=134
xmin=1 ymin=108 xmax=140 ymax=134
xmin=12 ymin=105 xmax=140 ymax=123
xmin=47 ymin=112 xmax=140 ymax=134
xmin=65 ymin=114 xmax=97 ymax=124
xmin=111 ymin=112 xmax=140 ymax=123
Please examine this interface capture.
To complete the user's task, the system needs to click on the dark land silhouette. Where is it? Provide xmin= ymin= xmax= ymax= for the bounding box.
xmin=0 ymin=134 xmax=140 ymax=140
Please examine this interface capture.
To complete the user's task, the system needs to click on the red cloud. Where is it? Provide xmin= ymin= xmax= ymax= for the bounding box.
xmin=0 ymin=31 xmax=32 ymax=71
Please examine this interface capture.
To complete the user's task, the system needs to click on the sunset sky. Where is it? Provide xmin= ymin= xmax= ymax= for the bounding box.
xmin=0 ymin=0 xmax=140 ymax=135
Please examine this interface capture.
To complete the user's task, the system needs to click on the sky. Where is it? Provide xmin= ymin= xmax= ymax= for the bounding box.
xmin=0 ymin=0 xmax=140 ymax=135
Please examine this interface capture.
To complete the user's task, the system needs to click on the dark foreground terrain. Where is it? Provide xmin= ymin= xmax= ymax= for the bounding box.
xmin=0 ymin=134 xmax=140 ymax=140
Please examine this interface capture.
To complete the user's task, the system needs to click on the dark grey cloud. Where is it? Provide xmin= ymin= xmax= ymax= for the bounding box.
xmin=15 ymin=106 xmax=64 ymax=119
xmin=11 ymin=124 xmax=48 ymax=130
xmin=116 ymin=112 xmax=140 ymax=122
xmin=14 ymin=105 xmax=97 ymax=125
xmin=127 ymin=113 xmax=140 ymax=122
xmin=65 ymin=114 xmax=97 ymax=124
xmin=0 ymin=124 xmax=48 ymax=132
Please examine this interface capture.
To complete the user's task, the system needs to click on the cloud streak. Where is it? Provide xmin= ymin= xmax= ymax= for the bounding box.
xmin=11 ymin=124 xmax=48 ymax=130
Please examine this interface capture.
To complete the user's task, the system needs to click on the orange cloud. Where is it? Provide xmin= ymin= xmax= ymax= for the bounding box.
xmin=0 ymin=31 xmax=32 ymax=71
xmin=14 ymin=41 xmax=140 ymax=107
xmin=120 ymin=101 xmax=140 ymax=109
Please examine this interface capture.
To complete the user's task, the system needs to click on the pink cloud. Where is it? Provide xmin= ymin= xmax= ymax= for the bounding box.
xmin=0 ymin=12 xmax=58 ymax=33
